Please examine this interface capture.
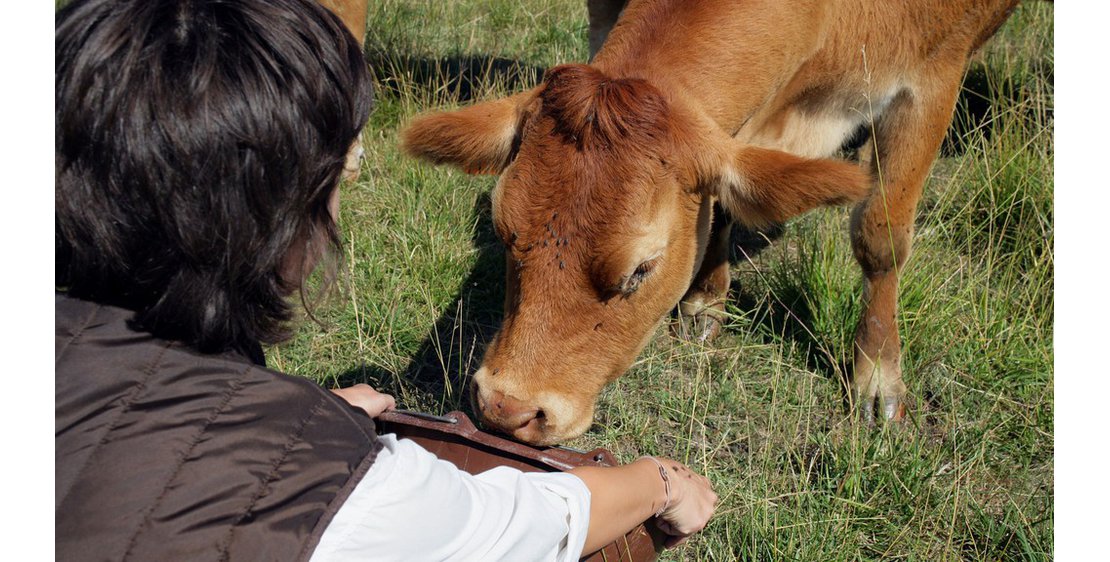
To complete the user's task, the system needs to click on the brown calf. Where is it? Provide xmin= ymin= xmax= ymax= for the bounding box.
xmin=403 ymin=0 xmax=1020 ymax=445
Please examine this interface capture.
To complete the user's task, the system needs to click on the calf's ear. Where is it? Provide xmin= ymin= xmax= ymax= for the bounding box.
xmin=401 ymin=90 xmax=539 ymax=175
xmin=699 ymin=137 xmax=872 ymax=228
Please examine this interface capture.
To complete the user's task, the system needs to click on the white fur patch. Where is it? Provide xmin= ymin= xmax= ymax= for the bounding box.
xmin=535 ymin=390 xmax=594 ymax=437
xmin=754 ymin=110 xmax=858 ymax=158
xmin=743 ymin=86 xmax=902 ymax=159
xmin=719 ymin=164 xmax=750 ymax=196
xmin=715 ymin=163 xmax=761 ymax=226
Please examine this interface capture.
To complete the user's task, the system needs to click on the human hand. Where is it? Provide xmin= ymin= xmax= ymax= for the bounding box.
xmin=331 ymin=383 xmax=396 ymax=418
xmin=643 ymin=457 xmax=718 ymax=548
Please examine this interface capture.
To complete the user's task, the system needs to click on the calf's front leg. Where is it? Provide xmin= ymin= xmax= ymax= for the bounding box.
xmin=676 ymin=204 xmax=732 ymax=343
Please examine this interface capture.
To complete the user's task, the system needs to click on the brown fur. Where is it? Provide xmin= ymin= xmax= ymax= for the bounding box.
xmin=402 ymin=91 xmax=539 ymax=174
xmin=316 ymin=0 xmax=368 ymax=46
xmin=401 ymin=0 xmax=1021 ymax=443
xmin=540 ymin=64 xmax=673 ymax=150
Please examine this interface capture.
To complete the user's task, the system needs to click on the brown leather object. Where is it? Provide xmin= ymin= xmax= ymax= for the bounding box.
xmin=376 ymin=410 xmax=666 ymax=562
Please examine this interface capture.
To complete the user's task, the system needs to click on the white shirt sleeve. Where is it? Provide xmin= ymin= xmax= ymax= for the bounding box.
xmin=309 ymin=433 xmax=592 ymax=562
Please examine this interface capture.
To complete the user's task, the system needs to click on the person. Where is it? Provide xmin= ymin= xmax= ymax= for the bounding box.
xmin=54 ymin=0 xmax=718 ymax=560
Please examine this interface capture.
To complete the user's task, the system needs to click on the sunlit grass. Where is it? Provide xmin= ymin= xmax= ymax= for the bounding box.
xmin=274 ymin=1 xmax=1054 ymax=559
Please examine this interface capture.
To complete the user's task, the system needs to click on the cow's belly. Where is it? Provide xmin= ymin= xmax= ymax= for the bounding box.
xmin=739 ymin=88 xmax=900 ymax=159
xmin=745 ymin=110 xmax=859 ymax=158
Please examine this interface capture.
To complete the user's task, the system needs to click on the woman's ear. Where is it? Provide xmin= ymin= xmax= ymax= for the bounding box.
xmin=699 ymin=135 xmax=872 ymax=228
xmin=400 ymin=89 xmax=540 ymax=175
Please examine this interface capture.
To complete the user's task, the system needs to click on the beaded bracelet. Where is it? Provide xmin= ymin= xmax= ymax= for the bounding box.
xmin=639 ymin=456 xmax=672 ymax=518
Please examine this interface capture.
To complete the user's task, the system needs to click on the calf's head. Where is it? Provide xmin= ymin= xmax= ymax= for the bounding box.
xmin=403 ymin=64 xmax=869 ymax=445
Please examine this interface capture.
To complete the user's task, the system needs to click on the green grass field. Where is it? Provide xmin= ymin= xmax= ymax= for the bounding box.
xmin=273 ymin=2 xmax=1054 ymax=559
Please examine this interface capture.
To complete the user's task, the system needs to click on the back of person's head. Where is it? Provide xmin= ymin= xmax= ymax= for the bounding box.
xmin=56 ymin=0 xmax=372 ymax=355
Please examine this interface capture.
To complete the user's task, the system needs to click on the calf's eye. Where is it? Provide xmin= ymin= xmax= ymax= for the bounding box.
xmin=619 ymin=258 xmax=657 ymax=296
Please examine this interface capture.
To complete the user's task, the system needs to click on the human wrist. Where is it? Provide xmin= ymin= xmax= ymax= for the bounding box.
xmin=636 ymin=456 xmax=673 ymax=517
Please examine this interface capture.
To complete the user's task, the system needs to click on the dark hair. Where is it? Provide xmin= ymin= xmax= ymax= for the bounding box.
xmin=55 ymin=0 xmax=372 ymax=355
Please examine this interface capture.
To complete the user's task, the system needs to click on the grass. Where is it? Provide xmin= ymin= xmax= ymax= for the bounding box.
xmin=273 ymin=1 xmax=1054 ymax=559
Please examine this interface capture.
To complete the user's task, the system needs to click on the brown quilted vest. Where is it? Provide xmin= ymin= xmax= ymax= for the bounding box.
xmin=55 ymin=294 xmax=382 ymax=562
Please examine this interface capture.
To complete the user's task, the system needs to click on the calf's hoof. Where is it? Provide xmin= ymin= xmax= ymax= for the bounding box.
xmin=342 ymin=134 xmax=364 ymax=182
xmin=673 ymin=298 xmax=724 ymax=343
xmin=852 ymin=390 xmax=907 ymax=425
xmin=850 ymin=355 xmax=908 ymax=424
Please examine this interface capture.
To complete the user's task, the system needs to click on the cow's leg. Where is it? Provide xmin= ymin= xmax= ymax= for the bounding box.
xmin=341 ymin=132 xmax=365 ymax=182
xmin=850 ymin=67 xmax=964 ymax=422
xmin=587 ymin=0 xmax=627 ymax=60
xmin=317 ymin=0 xmax=370 ymax=182
xmin=676 ymin=204 xmax=732 ymax=342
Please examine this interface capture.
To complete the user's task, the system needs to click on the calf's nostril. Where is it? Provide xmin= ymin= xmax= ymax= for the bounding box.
xmin=487 ymin=390 xmax=506 ymax=414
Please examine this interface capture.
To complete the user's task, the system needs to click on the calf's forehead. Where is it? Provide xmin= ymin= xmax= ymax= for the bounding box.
xmin=491 ymin=151 xmax=688 ymax=311
xmin=492 ymin=132 xmax=671 ymax=245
